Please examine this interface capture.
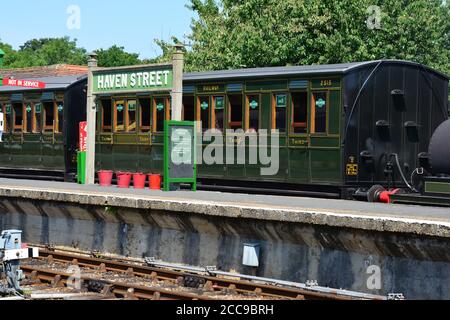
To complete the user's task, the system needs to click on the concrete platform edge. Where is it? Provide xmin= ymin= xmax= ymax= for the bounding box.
xmin=0 ymin=186 xmax=449 ymax=238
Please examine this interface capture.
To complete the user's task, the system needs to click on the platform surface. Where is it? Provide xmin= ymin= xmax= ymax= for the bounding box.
xmin=0 ymin=178 xmax=449 ymax=237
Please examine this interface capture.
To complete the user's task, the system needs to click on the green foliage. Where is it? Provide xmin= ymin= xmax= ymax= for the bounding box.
xmin=96 ymin=45 xmax=141 ymax=67
xmin=0 ymin=38 xmax=145 ymax=69
xmin=0 ymin=42 xmax=17 ymax=67
xmin=149 ymin=38 xmax=185 ymax=64
xmin=0 ymin=37 xmax=87 ymax=68
xmin=179 ymin=0 xmax=449 ymax=74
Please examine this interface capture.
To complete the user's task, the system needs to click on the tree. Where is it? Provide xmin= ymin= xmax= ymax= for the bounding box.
xmin=178 ymin=0 xmax=449 ymax=74
xmin=1 ymin=37 xmax=87 ymax=68
xmin=0 ymin=41 xmax=19 ymax=67
xmin=0 ymin=38 xmax=147 ymax=69
xmin=19 ymin=38 xmax=53 ymax=51
xmin=96 ymin=45 xmax=141 ymax=67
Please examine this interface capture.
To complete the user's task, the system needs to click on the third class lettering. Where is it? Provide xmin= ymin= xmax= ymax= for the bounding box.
xmin=203 ymin=85 xmax=219 ymax=91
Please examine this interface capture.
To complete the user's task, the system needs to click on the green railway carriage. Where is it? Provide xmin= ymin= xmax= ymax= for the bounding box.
xmin=0 ymin=75 xmax=87 ymax=181
xmin=95 ymin=60 xmax=449 ymax=197
xmin=0 ymin=60 xmax=448 ymax=200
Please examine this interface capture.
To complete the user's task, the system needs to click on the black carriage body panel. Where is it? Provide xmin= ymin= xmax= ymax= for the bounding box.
xmin=342 ymin=61 xmax=449 ymax=188
xmin=0 ymin=74 xmax=87 ymax=181
xmin=64 ymin=79 xmax=87 ymax=180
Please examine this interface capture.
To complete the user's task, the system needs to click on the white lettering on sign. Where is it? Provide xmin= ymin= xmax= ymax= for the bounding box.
xmin=137 ymin=73 xmax=143 ymax=86
xmin=95 ymin=70 xmax=171 ymax=91
xmin=3 ymin=78 xmax=46 ymax=88
xmin=149 ymin=72 xmax=155 ymax=86
xmin=163 ymin=70 xmax=170 ymax=84
xmin=156 ymin=71 xmax=162 ymax=85
xmin=143 ymin=72 xmax=149 ymax=86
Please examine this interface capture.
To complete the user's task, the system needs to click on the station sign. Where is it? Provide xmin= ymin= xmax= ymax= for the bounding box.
xmin=79 ymin=121 xmax=87 ymax=152
xmin=1 ymin=78 xmax=46 ymax=89
xmin=93 ymin=64 xmax=173 ymax=94
xmin=164 ymin=121 xmax=197 ymax=191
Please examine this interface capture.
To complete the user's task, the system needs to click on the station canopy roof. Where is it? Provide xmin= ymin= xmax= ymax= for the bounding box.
xmin=0 ymin=64 xmax=88 ymax=92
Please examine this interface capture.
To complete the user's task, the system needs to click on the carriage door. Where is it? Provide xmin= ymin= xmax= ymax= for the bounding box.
xmin=309 ymin=79 xmax=341 ymax=183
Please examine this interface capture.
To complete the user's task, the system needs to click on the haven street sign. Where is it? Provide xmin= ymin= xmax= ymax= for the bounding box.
xmin=1 ymin=78 xmax=46 ymax=89
xmin=92 ymin=63 xmax=173 ymax=94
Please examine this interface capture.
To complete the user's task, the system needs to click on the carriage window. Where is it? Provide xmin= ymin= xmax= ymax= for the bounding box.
xmin=13 ymin=103 xmax=23 ymax=132
xmin=213 ymin=96 xmax=224 ymax=132
xmin=25 ymin=103 xmax=33 ymax=133
xmin=43 ymin=102 xmax=55 ymax=131
xmin=311 ymin=92 xmax=327 ymax=134
xmin=139 ymin=98 xmax=151 ymax=132
xmin=198 ymin=96 xmax=210 ymax=132
xmin=228 ymin=94 xmax=243 ymax=130
xmin=101 ymin=99 xmax=112 ymax=132
xmin=247 ymin=95 xmax=260 ymax=132
xmin=34 ymin=103 xmax=42 ymax=133
xmin=56 ymin=102 xmax=64 ymax=133
xmin=1 ymin=104 xmax=6 ymax=132
xmin=154 ymin=97 xmax=168 ymax=133
xmin=183 ymin=96 xmax=195 ymax=121
xmin=274 ymin=94 xmax=287 ymax=133
xmin=291 ymin=92 xmax=307 ymax=134
xmin=127 ymin=100 xmax=137 ymax=132
xmin=114 ymin=100 xmax=125 ymax=132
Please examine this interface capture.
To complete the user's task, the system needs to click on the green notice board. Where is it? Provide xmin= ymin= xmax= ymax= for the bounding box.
xmin=164 ymin=120 xmax=197 ymax=191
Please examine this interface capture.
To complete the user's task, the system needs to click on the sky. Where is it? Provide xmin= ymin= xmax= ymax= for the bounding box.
xmin=0 ymin=0 xmax=195 ymax=59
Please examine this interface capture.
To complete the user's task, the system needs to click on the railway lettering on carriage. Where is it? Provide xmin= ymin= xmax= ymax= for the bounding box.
xmin=312 ymin=78 xmax=339 ymax=89
xmin=42 ymin=135 xmax=53 ymax=143
xmin=138 ymin=136 xmax=151 ymax=144
xmin=320 ymin=80 xmax=332 ymax=87
xmin=290 ymin=138 xmax=308 ymax=146
xmin=100 ymin=135 xmax=112 ymax=143
xmin=202 ymin=85 xmax=219 ymax=92
xmin=346 ymin=164 xmax=358 ymax=176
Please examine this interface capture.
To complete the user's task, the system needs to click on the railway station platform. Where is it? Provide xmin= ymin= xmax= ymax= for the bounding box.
xmin=0 ymin=178 xmax=448 ymax=237
xmin=0 ymin=178 xmax=449 ymax=299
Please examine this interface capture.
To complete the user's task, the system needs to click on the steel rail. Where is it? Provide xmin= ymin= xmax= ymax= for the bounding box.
xmin=21 ymin=265 xmax=213 ymax=300
xmin=35 ymin=249 xmax=382 ymax=300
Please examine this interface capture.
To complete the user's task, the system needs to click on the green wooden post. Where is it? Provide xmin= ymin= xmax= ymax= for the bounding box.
xmin=77 ymin=151 xmax=86 ymax=184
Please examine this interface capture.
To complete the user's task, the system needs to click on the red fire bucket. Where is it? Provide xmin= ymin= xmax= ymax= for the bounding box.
xmin=149 ymin=174 xmax=161 ymax=190
xmin=98 ymin=170 xmax=113 ymax=187
xmin=133 ymin=173 xmax=147 ymax=189
xmin=116 ymin=172 xmax=132 ymax=188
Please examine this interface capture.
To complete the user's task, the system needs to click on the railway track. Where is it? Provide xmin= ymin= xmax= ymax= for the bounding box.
xmin=21 ymin=266 xmax=213 ymax=300
xmin=21 ymin=247 xmax=385 ymax=301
